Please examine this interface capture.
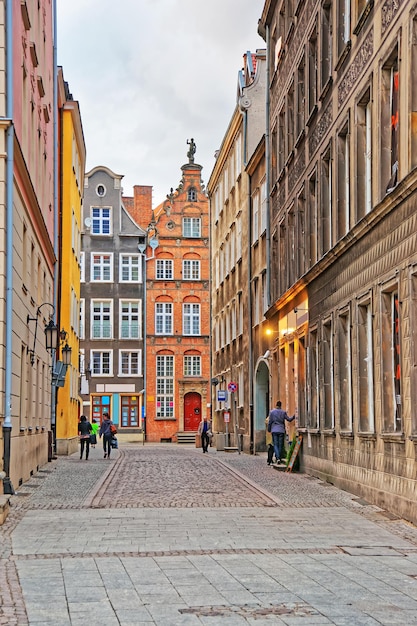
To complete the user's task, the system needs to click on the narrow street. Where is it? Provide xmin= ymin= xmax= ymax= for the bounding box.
xmin=1 ymin=444 xmax=417 ymax=625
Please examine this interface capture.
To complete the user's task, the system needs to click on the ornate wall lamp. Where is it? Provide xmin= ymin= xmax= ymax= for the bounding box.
xmin=27 ymin=303 xmax=57 ymax=366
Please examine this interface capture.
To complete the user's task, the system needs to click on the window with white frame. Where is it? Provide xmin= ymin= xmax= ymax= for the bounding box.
xmin=187 ymin=187 xmax=197 ymax=201
xmin=92 ymin=350 xmax=112 ymax=375
xmin=120 ymin=350 xmax=141 ymax=376
xmin=80 ymin=252 xmax=85 ymax=282
xmin=252 ymin=190 xmax=260 ymax=243
xmin=183 ymin=259 xmax=200 ymax=280
xmin=91 ymin=207 xmax=111 ymax=235
xmin=322 ymin=317 xmax=334 ymax=429
xmin=156 ymin=355 xmax=174 ymax=418
xmin=156 ymin=259 xmax=173 ymax=280
xmin=91 ymin=301 xmax=112 ymax=339
xmin=183 ymin=303 xmax=200 ymax=335
xmin=120 ymin=254 xmax=141 ymax=282
xmin=91 ymin=253 xmax=113 ymax=282
xmin=381 ymin=288 xmax=401 ymax=432
xmin=236 ymin=213 xmax=242 ymax=260
xmin=183 ymin=217 xmax=201 ymax=238
xmin=184 ymin=355 xmax=201 ymax=376
xmin=120 ymin=301 xmax=140 ymax=339
xmin=358 ymin=299 xmax=374 ymax=432
xmin=309 ymin=328 xmax=319 ymax=428
xmin=238 ymin=292 xmax=243 ymax=335
xmin=79 ymin=299 xmax=85 ymax=340
xmin=338 ymin=308 xmax=352 ymax=431
xmin=231 ymin=299 xmax=237 ymax=339
xmin=155 ymin=302 xmax=173 ymax=334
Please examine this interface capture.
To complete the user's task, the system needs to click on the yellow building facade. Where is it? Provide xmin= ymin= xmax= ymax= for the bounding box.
xmin=55 ymin=69 xmax=86 ymax=455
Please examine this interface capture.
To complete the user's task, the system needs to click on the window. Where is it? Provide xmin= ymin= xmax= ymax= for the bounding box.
xmin=322 ymin=318 xmax=334 ymax=429
xmin=183 ymin=217 xmax=201 ymax=238
xmin=336 ymin=121 xmax=350 ymax=239
xmin=183 ymin=259 xmax=200 ymax=280
xmin=91 ymin=253 xmax=112 ymax=282
xmin=120 ymin=350 xmax=141 ymax=376
xmin=156 ymin=259 xmax=173 ymax=280
xmin=288 ymin=205 xmax=296 ymax=286
xmin=297 ymin=188 xmax=306 ymax=277
xmin=187 ymin=187 xmax=197 ymax=201
xmin=308 ymin=24 xmax=318 ymax=115
xmin=80 ymin=299 xmax=85 ymax=340
xmin=184 ymin=355 xmax=201 ymax=376
xmin=120 ymin=301 xmax=140 ymax=339
xmin=121 ymin=395 xmax=139 ymax=427
xmin=296 ymin=57 xmax=305 ymax=138
xmin=381 ymin=289 xmax=401 ymax=432
xmin=92 ymin=301 xmax=112 ymax=339
xmin=278 ymin=106 xmax=286 ymax=172
xmin=260 ymin=180 xmax=267 ymax=234
xmin=92 ymin=395 xmax=111 ymax=421
xmin=337 ymin=0 xmax=351 ymax=58
xmin=236 ymin=214 xmax=242 ymax=260
xmin=155 ymin=303 xmax=173 ymax=335
xmin=183 ymin=303 xmax=200 ymax=335
xmin=298 ymin=336 xmax=307 ymax=428
xmin=120 ymin=254 xmax=141 ymax=282
xmin=80 ymin=252 xmax=85 ymax=282
xmin=156 ymin=355 xmax=174 ymax=418
xmin=309 ymin=329 xmax=319 ymax=428
xmin=271 ymin=123 xmax=277 ymax=183
xmin=92 ymin=350 xmax=112 ymax=375
xmin=381 ymin=48 xmax=399 ymax=195
xmin=358 ymin=299 xmax=374 ymax=432
xmin=338 ymin=309 xmax=352 ymax=431
xmin=287 ymin=81 xmax=295 ymax=153
xmin=356 ymin=88 xmax=372 ymax=219
xmin=412 ymin=18 xmax=417 ymax=169
xmin=91 ymin=207 xmax=111 ymax=235
xmin=96 ymin=184 xmax=106 ymax=197
xmin=279 ymin=219 xmax=287 ymax=293
xmin=321 ymin=0 xmax=332 ymax=90
xmin=308 ymin=171 xmax=318 ymax=266
xmin=320 ymin=144 xmax=332 ymax=256
xmin=252 ymin=190 xmax=260 ymax=243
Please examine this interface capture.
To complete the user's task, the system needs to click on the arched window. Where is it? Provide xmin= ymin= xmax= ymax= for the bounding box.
xmin=187 ymin=187 xmax=197 ymax=202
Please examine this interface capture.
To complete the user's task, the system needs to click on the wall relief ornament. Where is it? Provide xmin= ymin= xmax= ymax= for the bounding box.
xmin=338 ymin=28 xmax=373 ymax=108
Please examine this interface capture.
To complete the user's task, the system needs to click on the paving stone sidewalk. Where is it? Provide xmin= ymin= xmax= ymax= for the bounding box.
xmin=1 ymin=443 xmax=417 ymax=625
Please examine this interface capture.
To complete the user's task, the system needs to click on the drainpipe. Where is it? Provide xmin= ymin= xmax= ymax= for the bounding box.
xmin=50 ymin=0 xmax=58 ymax=457
xmin=265 ymin=25 xmax=271 ymax=312
xmin=2 ymin=0 xmax=14 ymax=494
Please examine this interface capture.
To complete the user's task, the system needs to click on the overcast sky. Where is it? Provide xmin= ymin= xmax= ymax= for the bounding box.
xmin=57 ymin=0 xmax=265 ymax=207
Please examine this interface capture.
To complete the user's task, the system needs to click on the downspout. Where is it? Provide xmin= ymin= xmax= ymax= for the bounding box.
xmin=51 ymin=0 xmax=58 ymax=457
xmin=241 ymin=107 xmax=254 ymax=455
xmin=265 ymin=25 xmax=271 ymax=312
xmin=2 ymin=0 xmax=14 ymax=494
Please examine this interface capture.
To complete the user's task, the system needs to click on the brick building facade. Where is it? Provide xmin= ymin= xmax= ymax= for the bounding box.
xmin=144 ymin=141 xmax=210 ymax=443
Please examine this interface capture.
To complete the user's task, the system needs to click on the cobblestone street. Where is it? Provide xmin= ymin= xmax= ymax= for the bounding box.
xmin=1 ymin=444 xmax=417 ymax=625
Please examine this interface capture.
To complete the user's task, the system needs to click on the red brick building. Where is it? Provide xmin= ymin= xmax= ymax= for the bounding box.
xmin=144 ymin=141 xmax=210 ymax=442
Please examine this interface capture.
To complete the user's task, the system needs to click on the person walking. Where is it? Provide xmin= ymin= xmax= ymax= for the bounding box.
xmin=265 ymin=416 xmax=274 ymax=466
xmin=197 ymin=416 xmax=212 ymax=453
xmin=267 ymin=401 xmax=295 ymax=464
xmin=99 ymin=412 xmax=114 ymax=459
xmin=90 ymin=418 xmax=99 ymax=448
xmin=78 ymin=415 xmax=92 ymax=460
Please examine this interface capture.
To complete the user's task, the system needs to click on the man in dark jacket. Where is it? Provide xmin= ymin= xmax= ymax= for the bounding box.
xmin=268 ymin=401 xmax=295 ymax=464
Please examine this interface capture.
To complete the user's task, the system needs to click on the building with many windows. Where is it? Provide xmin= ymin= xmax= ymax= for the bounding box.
xmin=55 ymin=69 xmax=86 ymax=456
xmin=143 ymin=141 xmax=210 ymax=443
xmin=80 ymin=167 xmax=147 ymax=439
xmin=259 ymin=0 xmax=417 ymax=523
xmin=208 ymin=50 xmax=266 ymax=452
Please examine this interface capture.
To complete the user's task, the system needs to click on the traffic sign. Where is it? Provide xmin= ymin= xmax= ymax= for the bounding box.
xmin=217 ymin=389 xmax=227 ymax=402
xmin=228 ymin=382 xmax=237 ymax=393
xmin=223 ymin=411 xmax=230 ymax=423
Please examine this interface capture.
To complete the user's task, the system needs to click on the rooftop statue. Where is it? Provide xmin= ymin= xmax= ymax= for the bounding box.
xmin=187 ymin=138 xmax=196 ymax=163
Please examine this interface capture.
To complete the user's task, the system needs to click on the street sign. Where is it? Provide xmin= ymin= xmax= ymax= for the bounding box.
xmin=228 ymin=382 xmax=237 ymax=393
xmin=217 ymin=389 xmax=227 ymax=402
xmin=223 ymin=411 xmax=230 ymax=423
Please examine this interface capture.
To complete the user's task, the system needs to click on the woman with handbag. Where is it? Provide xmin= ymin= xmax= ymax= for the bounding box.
xmin=99 ymin=412 xmax=115 ymax=459
xmin=78 ymin=415 xmax=92 ymax=460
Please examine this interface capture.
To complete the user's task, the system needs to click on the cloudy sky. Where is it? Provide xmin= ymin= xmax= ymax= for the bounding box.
xmin=57 ymin=0 xmax=265 ymax=207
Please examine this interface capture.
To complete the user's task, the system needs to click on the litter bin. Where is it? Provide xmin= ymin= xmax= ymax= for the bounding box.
xmin=215 ymin=432 xmax=225 ymax=451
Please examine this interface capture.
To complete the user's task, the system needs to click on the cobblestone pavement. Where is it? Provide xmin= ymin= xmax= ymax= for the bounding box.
xmin=1 ymin=443 xmax=417 ymax=625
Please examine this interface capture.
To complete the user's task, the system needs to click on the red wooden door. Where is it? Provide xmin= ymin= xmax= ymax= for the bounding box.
xmin=184 ymin=392 xmax=201 ymax=431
